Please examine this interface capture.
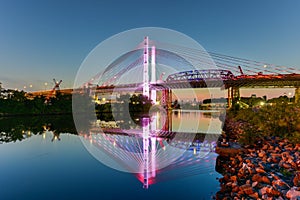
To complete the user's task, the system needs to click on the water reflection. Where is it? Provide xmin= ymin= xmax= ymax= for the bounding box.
xmin=0 ymin=111 xmax=223 ymax=190
xmin=80 ymin=110 xmax=223 ymax=189
xmin=0 ymin=115 xmax=78 ymax=143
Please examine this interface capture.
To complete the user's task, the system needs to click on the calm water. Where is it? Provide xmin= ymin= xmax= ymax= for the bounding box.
xmin=0 ymin=112 xmax=222 ymax=200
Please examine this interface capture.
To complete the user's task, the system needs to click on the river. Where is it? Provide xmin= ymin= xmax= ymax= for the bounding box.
xmin=0 ymin=111 xmax=222 ymax=199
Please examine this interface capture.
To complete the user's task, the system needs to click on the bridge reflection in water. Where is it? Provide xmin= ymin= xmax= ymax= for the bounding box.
xmin=79 ymin=110 xmax=223 ymax=188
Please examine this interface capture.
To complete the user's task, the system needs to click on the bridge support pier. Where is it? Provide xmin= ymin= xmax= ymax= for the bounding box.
xmin=161 ymin=89 xmax=172 ymax=109
xmin=295 ymin=87 xmax=300 ymax=104
xmin=162 ymin=110 xmax=172 ymax=132
xmin=228 ymin=87 xmax=240 ymax=108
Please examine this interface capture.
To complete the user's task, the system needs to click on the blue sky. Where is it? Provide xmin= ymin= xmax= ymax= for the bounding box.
xmin=0 ymin=0 xmax=300 ymax=91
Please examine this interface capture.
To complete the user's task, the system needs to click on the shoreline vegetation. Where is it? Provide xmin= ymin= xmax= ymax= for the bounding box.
xmin=0 ymin=90 xmax=155 ymax=117
xmin=0 ymin=90 xmax=73 ymax=116
xmin=216 ymin=102 xmax=300 ymax=200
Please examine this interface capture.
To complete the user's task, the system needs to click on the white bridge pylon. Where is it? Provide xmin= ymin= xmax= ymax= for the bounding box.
xmin=143 ymin=36 xmax=157 ymax=104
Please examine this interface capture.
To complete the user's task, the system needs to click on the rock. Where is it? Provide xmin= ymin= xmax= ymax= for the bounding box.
xmin=225 ymin=182 xmax=232 ymax=187
xmin=240 ymin=184 xmax=254 ymax=195
xmin=271 ymin=153 xmax=281 ymax=157
xmin=230 ymin=175 xmax=237 ymax=182
xmin=261 ymin=176 xmax=271 ymax=184
xmin=237 ymin=155 xmax=243 ymax=162
xmin=252 ymin=181 xmax=258 ymax=188
xmin=286 ymin=187 xmax=300 ymax=199
xmin=258 ymin=150 xmax=266 ymax=158
xmin=282 ymin=162 xmax=292 ymax=169
xmin=272 ymin=179 xmax=289 ymax=188
xmin=256 ymin=167 xmax=266 ymax=174
xmin=262 ymin=144 xmax=269 ymax=150
xmin=293 ymin=172 xmax=300 ymax=187
xmin=248 ymin=192 xmax=259 ymax=199
xmin=267 ymin=157 xmax=272 ymax=163
xmin=266 ymin=186 xmax=281 ymax=196
xmin=232 ymin=185 xmax=239 ymax=193
xmin=270 ymin=173 xmax=280 ymax=180
xmin=271 ymin=157 xmax=280 ymax=163
xmin=260 ymin=186 xmax=268 ymax=195
xmin=215 ymin=145 xmax=242 ymax=157
xmin=252 ymin=174 xmax=262 ymax=182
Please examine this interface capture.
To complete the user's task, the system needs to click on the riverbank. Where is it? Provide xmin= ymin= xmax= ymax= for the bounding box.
xmin=215 ymin=136 xmax=300 ymax=199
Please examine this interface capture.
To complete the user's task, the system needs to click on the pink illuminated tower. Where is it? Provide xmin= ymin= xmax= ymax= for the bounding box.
xmin=143 ymin=37 xmax=157 ymax=103
xmin=150 ymin=46 xmax=156 ymax=103
xmin=143 ymin=37 xmax=149 ymax=98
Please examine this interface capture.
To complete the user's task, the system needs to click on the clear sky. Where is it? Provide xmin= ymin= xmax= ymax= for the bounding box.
xmin=0 ymin=0 xmax=300 ymax=94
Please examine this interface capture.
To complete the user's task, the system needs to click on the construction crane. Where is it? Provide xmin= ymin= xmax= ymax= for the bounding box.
xmin=238 ymin=66 xmax=244 ymax=75
xmin=45 ymin=79 xmax=62 ymax=104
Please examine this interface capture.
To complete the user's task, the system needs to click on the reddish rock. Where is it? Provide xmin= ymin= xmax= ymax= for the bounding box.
xmin=282 ymin=162 xmax=292 ymax=169
xmin=247 ymin=148 xmax=255 ymax=153
xmin=267 ymin=157 xmax=272 ymax=163
xmin=237 ymin=155 xmax=243 ymax=162
xmin=262 ymin=156 xmax=268 ymax=162
xmin=271 ymin=157 xmax=280 ymax=163
xmin=270 ymin=173 xmax=280 ymax=180
xmin=248 ymin=192 xmax=259 ymax=199
xmin=225 ymin=182 xmax=232 ymax=187
xmin=258 ymin=151 xmax=266 ymax=158
xmin=285 ymin=147 xmax=294 ymax=151
xmin=261 ymin=176 xmax=271 ymax=184
xmin=262 ymin=144 xmax=269 ymax=150
xmin=293 ymin=172 xmax=300 ymax=187
xmin=239 ymin=184 xmax=254 ymax=195
xmin=266 ymin=186 xmax=281 ymax=196
xmin=256 ymin=167 xmax=266 ymax=174
xmin=230 ymin=175 xmax=237 ymax=182
xmin=252 ymin=174 xmax=262 ymax=182
xmin=215 ymin=145 xmax=242 ymax=156
xmin=260 ymin=186 xmax=268 ymax=195
xmin=232 ymin=185 xmax=239 ymax=193
xmin=286 ymin=187 xmax=300 ymax=199
xmin=252 ymin=181 xmax=258 ymax=188
xmin=290 ymin=161 xmax=297 ymax=169
xmin=271 ymin=153 xmax=281 ymax=157
xmin=275 ymin=147 xmax=281 ymax=152
xmin=272 ymin=179 xmax=289 ymax=188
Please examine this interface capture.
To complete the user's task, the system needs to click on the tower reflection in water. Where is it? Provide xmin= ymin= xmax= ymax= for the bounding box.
xmin=79 ymin=110 xmax=222 ymax=188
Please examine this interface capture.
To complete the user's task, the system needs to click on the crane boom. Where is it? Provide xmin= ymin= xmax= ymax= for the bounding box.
xmin=238 ymin=66 xmax=244 ymax=75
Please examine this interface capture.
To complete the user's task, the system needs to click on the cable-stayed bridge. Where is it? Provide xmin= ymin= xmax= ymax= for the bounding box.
xmin=90 ymin=37 xmax=300 ymax=108
xmin=29 ymin=37 xmax=300 ymax=106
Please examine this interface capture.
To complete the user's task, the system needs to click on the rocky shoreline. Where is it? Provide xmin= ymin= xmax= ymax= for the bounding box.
xmin=215 ymin=137 xmax=300 ymax=200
